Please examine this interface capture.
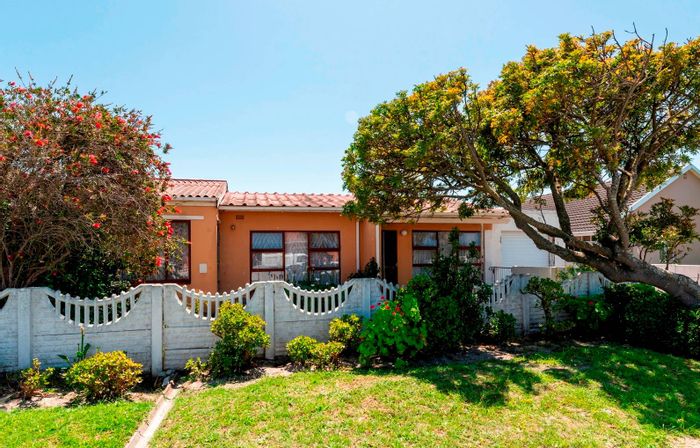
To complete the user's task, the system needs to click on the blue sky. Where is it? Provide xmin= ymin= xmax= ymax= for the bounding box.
xmin=2 ymin=1 xmax=699 ymax=193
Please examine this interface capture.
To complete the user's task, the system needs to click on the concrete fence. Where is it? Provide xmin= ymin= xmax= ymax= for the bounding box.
xmin=0 ymin=278 xmax=397 ymax=376
xmin=489 ymin=272 xmax=610 ymax=334
xmin=0 ymin=272 xmax=605 ymax=376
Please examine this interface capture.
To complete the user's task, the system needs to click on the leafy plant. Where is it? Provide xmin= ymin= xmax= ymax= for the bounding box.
xmin=310 ymin=342 xmax=344 ymax=369
xmin=329 ymin=314 xmax=363 ymax=353
xmin=407 ymin=229 xmax=491 ymax=352
xmin=64 ymin=351 xmax=142 ymax=401
xmin=522 ymin=277 xmax=571 ymax=337
xmin=19 ymin=359 xmax=54 ymax=399
xmin=483 ymin=309 xmax=516 ymax=343
xmin=358 ymin=289 xmax=427 ymax=366
xmin=287 ymin=336 xmax=344 ymax=369
xmin=558 ymin=294 xmax=611 ymax=338
xmin=286 ymin=336 xmax=317 ymax=366
xmin=58 ymin=325 xmax=92 ymax=367
xmin=209 ymin=302 xmax=269 ymax=377
xmin=184 ymin=357 xmax=209 ymax=380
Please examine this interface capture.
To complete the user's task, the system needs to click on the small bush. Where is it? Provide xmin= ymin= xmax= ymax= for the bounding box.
xmin=483 ymin=310 xmax=516 ymax=343
xmin=522 ymin=277 xmax=570 ymax=337
xmin=19 ymin=359 xmax=54 ymax=399
xmin=329 ymin=314 xmax=363 ymax=353
xmin=558 ymin=294 xmax=610 ymax=338
xmin=287 ymin=336 xmax=344 ymax=369
xmin=358 ymin=289 xmax=427 ymax=367
xmin=602 ymin=283 xmax=700 ymax=357
xmin=287 ymin=336 xmax=317 ymax=366
xmin=310 ymin=341 xmax=344 ymax=369
xmin=184 ymin=357 xmax=209 ymax=380
xmin=209 ymin=302 xmax=270 ymax=377
xmin=65 ymin=351 xmax=142 ymax=401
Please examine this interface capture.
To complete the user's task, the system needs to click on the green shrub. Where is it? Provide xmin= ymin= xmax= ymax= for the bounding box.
xmin=286 ymin=336 xmax=317 ymax=366
xmin=329 ymin=314 xmax=363 ymax=352
xmin=407 ymin=229 xmax=491 ymax=353
xmin=358 ymin=289 xmax=427 ymax=366
xmin=602 ymin=283 xmax=700 ymax=357
xmin=65 ymin=351 xmax=142 ymax=401
xmin=287 ymin=336 xmax=344 ymax=369
xmin=558 ymin=294 xmax=610 ymax=338
xmin=483 ymin=310 xmax=516 ymax=343
xmin=310 ymin=341 xmax=344 ymax=369
xmin=209 ymin=302 xmax=270 ymax=377
xmin=19 ymin=359 xmax=54 ymax=399
xmin=522 ymin=276 xmax=571 ymax=337
xmin=184 ymin=357 xmax=209 ymax=380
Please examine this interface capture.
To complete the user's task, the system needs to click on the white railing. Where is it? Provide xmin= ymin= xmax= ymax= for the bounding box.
xmin=173 ymin=283 xmax=258 ymax=320
xmin=45 ymin=286 xmax=142 ymax=327
xmin=282 ymin=281 xmax=354 ymax=315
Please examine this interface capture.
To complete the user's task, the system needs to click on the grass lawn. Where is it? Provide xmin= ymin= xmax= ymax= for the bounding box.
xmin=0 ymin=400 xmax=152 ymax=448
xmin=153 ymin=343 xmax=700 ymax=447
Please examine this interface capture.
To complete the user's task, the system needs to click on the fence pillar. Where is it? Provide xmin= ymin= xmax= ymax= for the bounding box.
xmin=150 ymin=285 xmax=164 ymax=376
xmin=519 ymin=276 xmax=531 ymax=335
xmin=264 ymin=283 xmax=275 ymax=359
xmin=17 ymin=289 xmax=32 ymax=369
xmin=361 ymin=279 xmax=372 ymax=319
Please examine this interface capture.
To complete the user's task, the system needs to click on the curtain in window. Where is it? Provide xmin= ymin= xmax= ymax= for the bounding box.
xmin=252 ymin=232 xmax=283 ymax=250
xmin=169 ymin=221 xmax=191 ymax=280
xmin=413 ymin=231 xmax=437 ymax=247
xmin=285 ymin=232 xmax=308 ymax=283
xmin=310 ymin=232 xmax=339 ymax=249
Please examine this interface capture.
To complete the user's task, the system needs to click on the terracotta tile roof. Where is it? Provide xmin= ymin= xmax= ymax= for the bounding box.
xmin=524 ymin=185 xmax=647 ymax=234
xmin=167 ymin=179 xmax=228 ymax=200
xmin=221 ymin=192 xmax=353 ymax=208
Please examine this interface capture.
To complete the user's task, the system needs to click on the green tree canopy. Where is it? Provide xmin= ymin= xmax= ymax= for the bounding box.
xmin=343 ymin=31 xmax=700 ymax=306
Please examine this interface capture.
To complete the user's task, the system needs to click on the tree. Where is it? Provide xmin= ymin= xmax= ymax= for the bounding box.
xmin=342 ymin=31 xmax=700 ymax=306
xmin=0 ymin=77 xmax=177 ymax=290
xmin=629 ymin=197 xmax=700 ymax=268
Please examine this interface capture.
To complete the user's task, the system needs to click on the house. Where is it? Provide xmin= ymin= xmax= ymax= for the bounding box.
xmin=155 ymin=165 xmax=700 ymax=293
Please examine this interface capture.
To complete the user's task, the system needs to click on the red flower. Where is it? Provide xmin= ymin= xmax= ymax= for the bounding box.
xmin=370 ymin=305 xmax=376 ymax=310
xmin=95 ymin=121 xmax=102 ymax=129
xmin=161 ymin=194 xmax=172 ymax=202
xmin=587 ymin=300 xmax=594 ymax=306
xmin=155 ymin=256 xmax=164 ymax=267
xmin=8 ymin=81 xmax=15 ymax=86
xmin=130 ymin=169 xmax=139 ymax=175
xmin=101 ymin=167 xmax=110 ymax=174
xmin=23 ymin=130 xmax=33 ymax=138
xmin=88 ymin=154 xmax=98 ymax=165
xmin=92 ymin=222 xmax=101 ymax=229
xmin=0 ymin=155 xmax=5 ymax=162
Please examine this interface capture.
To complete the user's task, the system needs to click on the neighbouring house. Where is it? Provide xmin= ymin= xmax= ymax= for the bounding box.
xmin=153 ymin=164 xmax=700 ymax=293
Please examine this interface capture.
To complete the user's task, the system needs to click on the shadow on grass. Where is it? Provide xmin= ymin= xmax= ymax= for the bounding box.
xmin=538 ymin=343 xmax=700 ymax=433
xmin=362 ymin=351 xmax=543 ymax=407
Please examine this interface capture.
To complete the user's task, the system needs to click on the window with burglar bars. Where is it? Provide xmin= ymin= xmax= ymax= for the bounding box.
xmin=250 ymin=231 xmax=341 ymax=285
xmin=412 ymin=230 xmax=481 ymax=276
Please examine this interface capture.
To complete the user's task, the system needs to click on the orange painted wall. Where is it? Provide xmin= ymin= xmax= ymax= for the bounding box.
xmin=359 ymin=220 xmax=378 ymax=269
xmin=219 ymin=211 xmax=360 ymax=292
xmin=381 ymin=222 xmax=491 ymax=285
xmin=174 ymin=204 xmax=219 ymax=293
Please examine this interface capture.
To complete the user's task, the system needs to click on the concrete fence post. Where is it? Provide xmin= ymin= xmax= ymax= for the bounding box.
xmin=150 ymin=285 xmax=164 ymax=376
xmin=264 ymin=282 xmax=275 ymax=359
xmin=520 ymin=276 xmax=531 ymax=335
xmin=361 ymin=279 xmax=372 ymax=319
xmin=16 ymin=289 xmax=32 ymax=369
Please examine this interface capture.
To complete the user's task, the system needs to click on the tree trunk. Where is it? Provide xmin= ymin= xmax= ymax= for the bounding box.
xmin=594 ymin=259 xmax=700 ymax=308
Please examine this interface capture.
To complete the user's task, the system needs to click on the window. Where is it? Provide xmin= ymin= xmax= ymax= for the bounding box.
xmin=412 ymin=230 xmax=481 ymax=276
xmin=251 ymin=231 xmax=340 ymax=285
xmin=149 ymin=220 xmax=191 ymax=283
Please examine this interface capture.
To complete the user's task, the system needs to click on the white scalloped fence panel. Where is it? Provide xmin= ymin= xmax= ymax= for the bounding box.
xmin=162 ymin=283 xmax=262 ymax=371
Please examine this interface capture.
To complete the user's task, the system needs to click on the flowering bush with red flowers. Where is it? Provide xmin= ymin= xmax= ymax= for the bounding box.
xmin=0 ymin=77 xmax=177 ymax=290
xmin=358 ymin=290 xmax=427 ymax=367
